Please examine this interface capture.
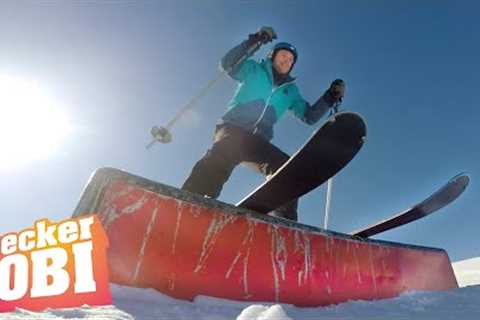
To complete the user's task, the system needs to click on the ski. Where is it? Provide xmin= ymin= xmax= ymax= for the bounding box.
xmin=237 ymin=112 xmax=366 ymax=214
xmin=351 ymin=173 xmax=469 ymax=238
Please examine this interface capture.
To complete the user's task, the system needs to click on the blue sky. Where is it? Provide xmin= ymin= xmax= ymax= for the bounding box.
xmin=0 ymin=1 xmax=478 ymax=261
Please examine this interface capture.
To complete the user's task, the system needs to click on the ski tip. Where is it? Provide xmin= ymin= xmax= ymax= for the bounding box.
xmin=450 ymin=173 xmax=470 ymax=187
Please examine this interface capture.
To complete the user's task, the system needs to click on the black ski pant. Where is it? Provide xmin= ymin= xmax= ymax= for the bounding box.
xmin=182 ymin=124 xmax=298 ymax=221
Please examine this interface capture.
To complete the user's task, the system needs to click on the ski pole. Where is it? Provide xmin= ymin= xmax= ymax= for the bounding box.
xmin=324 ymin=101 xmax=341 ymax=229
xmin=146 ymin=41 xmax=264 ymax=149
xmin=324 ymin=178 xmax=334 ymax=229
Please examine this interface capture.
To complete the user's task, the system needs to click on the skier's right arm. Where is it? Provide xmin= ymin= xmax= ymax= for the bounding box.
xmin=220 ymin=27 xmax=277 ymax=81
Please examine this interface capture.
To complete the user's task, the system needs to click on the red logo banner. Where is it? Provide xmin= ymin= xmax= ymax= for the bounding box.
xmin=0 ymin=215 xmax=111 ymax=312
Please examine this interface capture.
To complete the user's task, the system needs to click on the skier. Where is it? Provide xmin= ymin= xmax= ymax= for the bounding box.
xmin=182 ymin=26 xmax=345 ymax=221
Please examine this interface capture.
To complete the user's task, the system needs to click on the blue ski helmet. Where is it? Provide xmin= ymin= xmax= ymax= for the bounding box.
xmin=269 ymin=42 xmax=298 ymax=64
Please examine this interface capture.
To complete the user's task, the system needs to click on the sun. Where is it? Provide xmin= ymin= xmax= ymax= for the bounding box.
xmin=0 ymin=75 xmax=72 ymax=171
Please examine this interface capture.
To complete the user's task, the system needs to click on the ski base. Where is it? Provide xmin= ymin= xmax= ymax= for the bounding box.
xmin=351 ymin=174 xmax=469 ymax=238
xmin=237 ymin=112 xmax=366 ymax=214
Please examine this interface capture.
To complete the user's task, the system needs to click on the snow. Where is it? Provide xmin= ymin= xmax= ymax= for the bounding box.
xmin=0 ymin=305 xmax=133 ymax=319
xmin=2 ymin=258 xmax=480 ymax=320
xmin=452 ymin=257 xmax=480 ymax=287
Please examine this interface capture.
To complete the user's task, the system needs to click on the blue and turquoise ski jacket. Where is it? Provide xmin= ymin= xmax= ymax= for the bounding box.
xmin=219 ymin=39 xmax=336 ymax=141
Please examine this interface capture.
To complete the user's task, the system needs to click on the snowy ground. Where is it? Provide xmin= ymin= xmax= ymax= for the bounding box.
xmin=2 ymin=258 xmax=480 ymax=320
xmin=452 ymin=257 xmax=480 ymax=287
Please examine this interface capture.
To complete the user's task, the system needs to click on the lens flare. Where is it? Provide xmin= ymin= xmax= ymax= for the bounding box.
xmin=0 ymin=75 xmax=72 ymax=171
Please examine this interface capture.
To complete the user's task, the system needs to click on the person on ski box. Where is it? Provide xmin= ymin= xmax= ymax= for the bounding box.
xmin=182 ymin=26 xmax=345 ymax=221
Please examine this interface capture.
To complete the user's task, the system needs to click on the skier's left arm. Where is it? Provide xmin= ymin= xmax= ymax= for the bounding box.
xmin=289 ymin=79 xmax=345 ymax=125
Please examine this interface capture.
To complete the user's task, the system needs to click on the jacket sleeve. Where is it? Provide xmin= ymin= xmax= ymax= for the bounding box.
xmin=289 ymin=89 xmax=337 ymax=125
xmin=220 ymin=39 xmax=260 ymax=82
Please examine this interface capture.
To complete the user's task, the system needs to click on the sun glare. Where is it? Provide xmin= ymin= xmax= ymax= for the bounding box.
xmin=0 ymin=75 xmax=72 ymax=171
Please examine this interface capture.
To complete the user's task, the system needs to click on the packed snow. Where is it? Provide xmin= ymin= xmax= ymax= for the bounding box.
xmin=452 ymin=257 xmax=480 ymax=287
xmin=2 ymin=258 xmax=480 ymax=320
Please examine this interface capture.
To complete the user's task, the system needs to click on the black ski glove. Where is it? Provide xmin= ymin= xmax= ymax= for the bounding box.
xmin=248 ymin=26 xmax=277 ymax=45
xmin=327 ymin=79 xmax=345 ymax=103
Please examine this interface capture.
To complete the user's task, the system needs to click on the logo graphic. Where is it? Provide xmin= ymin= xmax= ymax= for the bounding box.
xmin=0 ymin=215 xmax=111 ymax=312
